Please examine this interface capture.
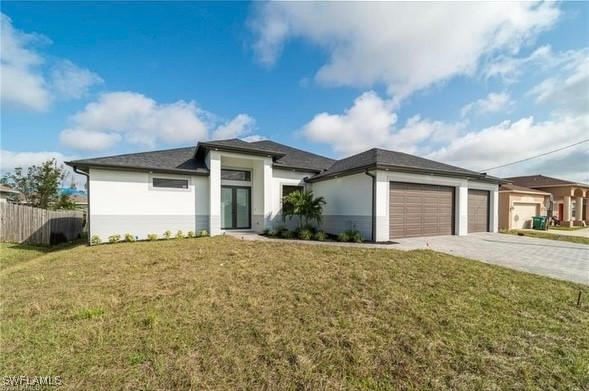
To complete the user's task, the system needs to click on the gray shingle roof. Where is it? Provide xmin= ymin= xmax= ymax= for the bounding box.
xmin=500 ymin=183 xmax=551 ymax=194
xmin=250 ymin=140 xmax=335 ymax=172
xmin=195 ymin=139 xmax=286 ymax=159
xmin=308 ymin=148 xmax=490 ymax=181
xmin=67 ymin=147 xmax=208 ymax=174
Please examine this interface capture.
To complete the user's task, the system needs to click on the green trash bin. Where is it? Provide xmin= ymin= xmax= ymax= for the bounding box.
xmin=532 ymin=216 xmax=546 ymax=230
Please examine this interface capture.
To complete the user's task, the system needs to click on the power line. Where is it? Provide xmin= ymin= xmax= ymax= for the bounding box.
xmin=480 ymin=138 xmax=589 ymax=172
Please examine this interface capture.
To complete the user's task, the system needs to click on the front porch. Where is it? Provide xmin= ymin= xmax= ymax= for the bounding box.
xmin=552 ymin=187 xmax=588 ymax=227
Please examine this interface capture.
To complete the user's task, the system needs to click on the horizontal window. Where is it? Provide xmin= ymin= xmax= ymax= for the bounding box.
xmin=283 ymin=185 xmax=304 ymax=197
xmin=153 ymin=178 xmax=189 ymax=189
xmin=221 ymin=169 xmax=251 ymax=181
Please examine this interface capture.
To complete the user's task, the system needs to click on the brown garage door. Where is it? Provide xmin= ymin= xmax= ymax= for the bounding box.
xmin=389 ymin=182 xmax=454 ymax=238
xmin=468 ymin=189 xmax=489 ymax=232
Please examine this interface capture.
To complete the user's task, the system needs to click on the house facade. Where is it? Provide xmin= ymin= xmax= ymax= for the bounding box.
xmin=67 ymin=139 xmax=502 ymax=243
xmin=507 ymin=175 xmax=589 ymax=227
xmin=498 ymin=184 xmax=550 ymax=230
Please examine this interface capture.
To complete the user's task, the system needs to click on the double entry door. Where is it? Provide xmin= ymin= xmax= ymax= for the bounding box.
xmin=221 ymin=186 xmax=251 ymax=229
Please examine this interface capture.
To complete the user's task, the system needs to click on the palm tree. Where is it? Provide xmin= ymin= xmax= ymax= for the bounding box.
xmin=282 ymin=190 xmax=326 ymax=230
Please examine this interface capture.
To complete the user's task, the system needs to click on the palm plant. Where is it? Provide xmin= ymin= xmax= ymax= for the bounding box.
xmin=282 ymin=190 xmax=326 ymax=230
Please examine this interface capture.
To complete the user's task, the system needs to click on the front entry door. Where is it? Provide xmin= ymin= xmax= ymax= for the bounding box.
xmin=221 ymin=186 xmax=251 ymax=229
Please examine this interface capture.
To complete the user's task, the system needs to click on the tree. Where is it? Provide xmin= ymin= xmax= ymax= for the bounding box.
xmin=282 ymin=190 xmax=326 ymax=230
xmin=1 ymin=159 xmax=72 ymax=209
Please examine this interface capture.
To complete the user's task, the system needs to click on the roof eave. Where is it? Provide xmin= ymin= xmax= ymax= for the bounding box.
xmin=195 ymin=142 xmax=286 ymax=160
xmin=66 ymin=161 xmax=210 ymax=176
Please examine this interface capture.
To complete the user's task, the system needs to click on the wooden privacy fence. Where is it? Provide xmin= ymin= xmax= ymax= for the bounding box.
xmin=0 ymin=203 xmax=83 ymax=245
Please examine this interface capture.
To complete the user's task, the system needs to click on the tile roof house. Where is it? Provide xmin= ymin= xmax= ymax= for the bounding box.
xmin=498 ymin=183 xmax=551 ymax=230
xmin=67 ymin=139 xmax=503 ymax=243
xmin=507 ymin=175 xmax=589 ymax=226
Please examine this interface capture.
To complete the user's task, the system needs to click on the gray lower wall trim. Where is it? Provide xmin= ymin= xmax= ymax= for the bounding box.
xmin=92 ymin=215 xmax=197 ymax=240
xmin=321 ymin=215 xmax=372 ymax=240
xmin=195 ymin=215 xmax=210 ymax=232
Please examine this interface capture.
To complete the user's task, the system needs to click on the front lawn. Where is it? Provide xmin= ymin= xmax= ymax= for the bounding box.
xmin=1 ymin=237 xmax=587 ymax=390
xmin=503 ymin=229 xmax=589 ymax=245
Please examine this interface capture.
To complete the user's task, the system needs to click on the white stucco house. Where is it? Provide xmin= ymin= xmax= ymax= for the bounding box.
xmin=66 ymin=139 xmax=503 ymax=243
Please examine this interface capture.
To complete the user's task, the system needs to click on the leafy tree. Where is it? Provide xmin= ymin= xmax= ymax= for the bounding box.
xmin=282 ymin=190 xmax=326 ymax=230
xmin=1 ymin=159 xmax=73 ymax=209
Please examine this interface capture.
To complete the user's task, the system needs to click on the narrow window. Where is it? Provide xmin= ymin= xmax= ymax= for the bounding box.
xmin=221 ymin=169 xmax=251 ymax=181
xmin=153 ymin=178 xmax=189 ymax=189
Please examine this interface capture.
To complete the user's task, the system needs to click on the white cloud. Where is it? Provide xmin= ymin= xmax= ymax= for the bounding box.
xmin=50 ymin=60 xmax=103 ymax=100
xmin=58 ymin=91 xmax=259 ymax=151
xmin=301 ymin=91 xmax=464 ymax=156
xmin=427 ymin=114 xmax=589 ymax=176
xmin=527 ymin=48 xmax=589 ymax=115
xmin=0 ymin=13 xmax=101 ymax=111
xmin=461 ymin=92 xmax=512 ymax=118
xmin=212 ymin=113 xmax=256 ymax=140
xmin=251 ymin=2 xmax=559 ymax=103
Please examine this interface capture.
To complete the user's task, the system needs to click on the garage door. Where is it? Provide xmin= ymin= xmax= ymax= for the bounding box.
xmin=468 ymin=189 xmax=489 ymax=232
xmin=512 ymin=203 xmax=538 ymax=229
xmin=389 ymin=182 xmax=454 ymax=238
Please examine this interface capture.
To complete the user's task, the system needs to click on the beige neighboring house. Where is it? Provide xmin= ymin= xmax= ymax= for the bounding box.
xmin=499 ymin=184 xmax=550 ymax=230
xmin=507 ymin=175 xmax=589 ymax=227
xmin=0 ymin=184 xmax=20 ymax=203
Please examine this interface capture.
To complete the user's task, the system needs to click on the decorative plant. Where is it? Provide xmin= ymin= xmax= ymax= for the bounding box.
xmin=313 ymin=230 xmax=327 ymax=241
xmin=90 ymin=235 xmax=102 ymax=245
xmin=108 ymin=234 xmax=121 ymax=244
xmin=124 ymin=233 xmax=136 ymax=242
xmin=147 ymin=233 xmax=158 ymax=241
xmin=298 ymin=227 xmax=313 ymax=240
xmin=187 ymin=231 xmax=196 ymax=238
xmin=282 ymin=190 xmax=326 ymax=230
xmin=175 ymin=230 xmax=184 ymax=239
xmin=279 ymin=229 xmax=293 ymax=239
xmin=198 ymin=229 xmax=209 ymax=237
xmin=163 ymin=230 xmax=172 ymax=240
xmin=338 ymin=225 xmax=363 ymax=243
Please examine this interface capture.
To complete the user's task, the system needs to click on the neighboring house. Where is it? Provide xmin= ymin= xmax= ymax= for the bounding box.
xmin=507 ymin=175 xmax=589 ymax=226
xmin=66 ymin=139 xmax=503 ymax=243
xmin=0 ymin=184 xmax=20 ymax=203
xmin=498 ymin=184 xmax=550 ymax=230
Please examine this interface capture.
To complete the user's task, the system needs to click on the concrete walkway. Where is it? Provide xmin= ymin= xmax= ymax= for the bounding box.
xmin=225 ymin=231 xmax=589 ymax=285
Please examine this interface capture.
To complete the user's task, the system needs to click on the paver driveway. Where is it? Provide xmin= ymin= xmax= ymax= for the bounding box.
xmin=393 ymin=233 xmax=589 ymax=285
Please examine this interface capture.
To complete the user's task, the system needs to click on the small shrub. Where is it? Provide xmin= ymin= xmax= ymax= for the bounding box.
xmin=262 ymin=228 xmax=271 ymax=236
xmin=147 ymin=233 xmax=158 ymax=241
xmin=198 ymin=229 xmax=209 ymax=237
xmin=313 ymin=230 xmax=327 ymax=241
xmin=337 ymin=231 xmax=350 ymax=242
xmin=90 ymin=235 xmax=101 ymax=245
xmin=349 ymin=231 xmax=363 ymax=243
xmin=163 ymin=230 xmax=172 ymax=240
xmin=124 ymin=233 xmax=136 ymax=242
xmin=176 ymin=230 xmax=184 ymax=239
xmin=187 ymin=231 xmax=196 ymax=238
xmin=298 ymin=227 xmax=313 ymax=240
xmin=108 ymin=234 xmax=121 ymax=244
xmin=280 ymin=229 xmax=293 ymax=239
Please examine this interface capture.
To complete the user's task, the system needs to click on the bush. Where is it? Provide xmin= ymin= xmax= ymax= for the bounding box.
xmin=124 ymin=233 xmax=136 ymax=242
xmin=187 ymin=231 xmax=195 ymax=238
xmin=262 ymin=228 xmax=271 ymax=236
xmin=337 ymin=231 xmax=350 ymax=242
xmin=108 ymin=234 xmax=121 ymax=244
xmin=313 ymin=230 xmax=327 ymax=241
xmin=198 ymin=230 xmax=209 ymax=237
xmin=163 ymin=230 xmax=172 ymax=240
xmin=279 ymin=229 xmax=293 ymax=239
xmin=175 ymin=230 xmax=184 ymax=239
xmin=147 ymin=233 xmax=158 ymax=241
xmin=338 ymin=228 xmax=363 ymax=243
xmin=90 ymin=235 xmax=102 ymax=245
xmin=298 ymin=227 xmax=313 ymax=240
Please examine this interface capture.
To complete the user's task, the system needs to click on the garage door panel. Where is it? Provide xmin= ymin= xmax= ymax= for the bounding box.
xmin=389 ymin=182 xmax=455 ymax=239
xmin=512 ymin=203 xmax=538 ymax=229
xmin=468 ymin=189 xmax=489 ymax=233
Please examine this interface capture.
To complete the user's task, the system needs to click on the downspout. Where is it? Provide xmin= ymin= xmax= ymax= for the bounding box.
xmin=73 ymin=167 xmax=90 ymax=245
xmin=365 ymin=170 xmax=376 ymax=242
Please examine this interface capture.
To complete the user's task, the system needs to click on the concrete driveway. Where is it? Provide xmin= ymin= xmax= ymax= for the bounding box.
xmin=393 ymin=233 xmax=589 ymax=285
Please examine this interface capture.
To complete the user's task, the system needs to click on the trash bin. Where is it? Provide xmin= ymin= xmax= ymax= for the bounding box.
xmin=532 ymin=216 xmax=546 ymax=230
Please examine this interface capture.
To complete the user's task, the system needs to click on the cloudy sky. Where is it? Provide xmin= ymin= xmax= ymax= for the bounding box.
xmin=1 ymin=2 xmax=588 ymax=184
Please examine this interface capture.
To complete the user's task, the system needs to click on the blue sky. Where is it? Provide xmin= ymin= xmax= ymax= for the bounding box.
xmin=1 ymin=1 xmax=588 ymax=184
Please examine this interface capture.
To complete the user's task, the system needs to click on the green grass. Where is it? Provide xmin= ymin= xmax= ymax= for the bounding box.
xmin=1 ymin=237 xmax=587 ymax=390
xmin=0 ymin=241 xmax=85 ymax=270
xmin=504 ymin=230 xmax=589 ymax=245
xmin=549 ymin=226 xmax=587 ymax=231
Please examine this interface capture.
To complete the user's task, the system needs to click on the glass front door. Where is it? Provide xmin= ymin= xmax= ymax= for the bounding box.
xmin=221 ymin=186 xmax=251 ymax=229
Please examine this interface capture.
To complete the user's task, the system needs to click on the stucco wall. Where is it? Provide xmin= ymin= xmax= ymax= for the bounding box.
xmin=270 ymin=168 xmax=314 ymax=230
xmin=89 ymin=168 xmax=207 ymax=241
xmin=498 ymin=191 xmax=547 ymax=230
xmin=311 ymin=173 xmax=373 ymax=239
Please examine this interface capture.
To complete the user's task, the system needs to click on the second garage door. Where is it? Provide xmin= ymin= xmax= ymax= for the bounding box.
xmin=468 ymin=189 xmax=489 ymax=232
xmin=389 ymin=182 xmax=454 ymax=238
xmin=512 ymin=203 xmax=538 ymax=229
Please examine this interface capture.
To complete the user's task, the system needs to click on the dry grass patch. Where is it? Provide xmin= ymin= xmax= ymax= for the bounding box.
xmin=1 ymin=236 xmax=587 ymax=390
